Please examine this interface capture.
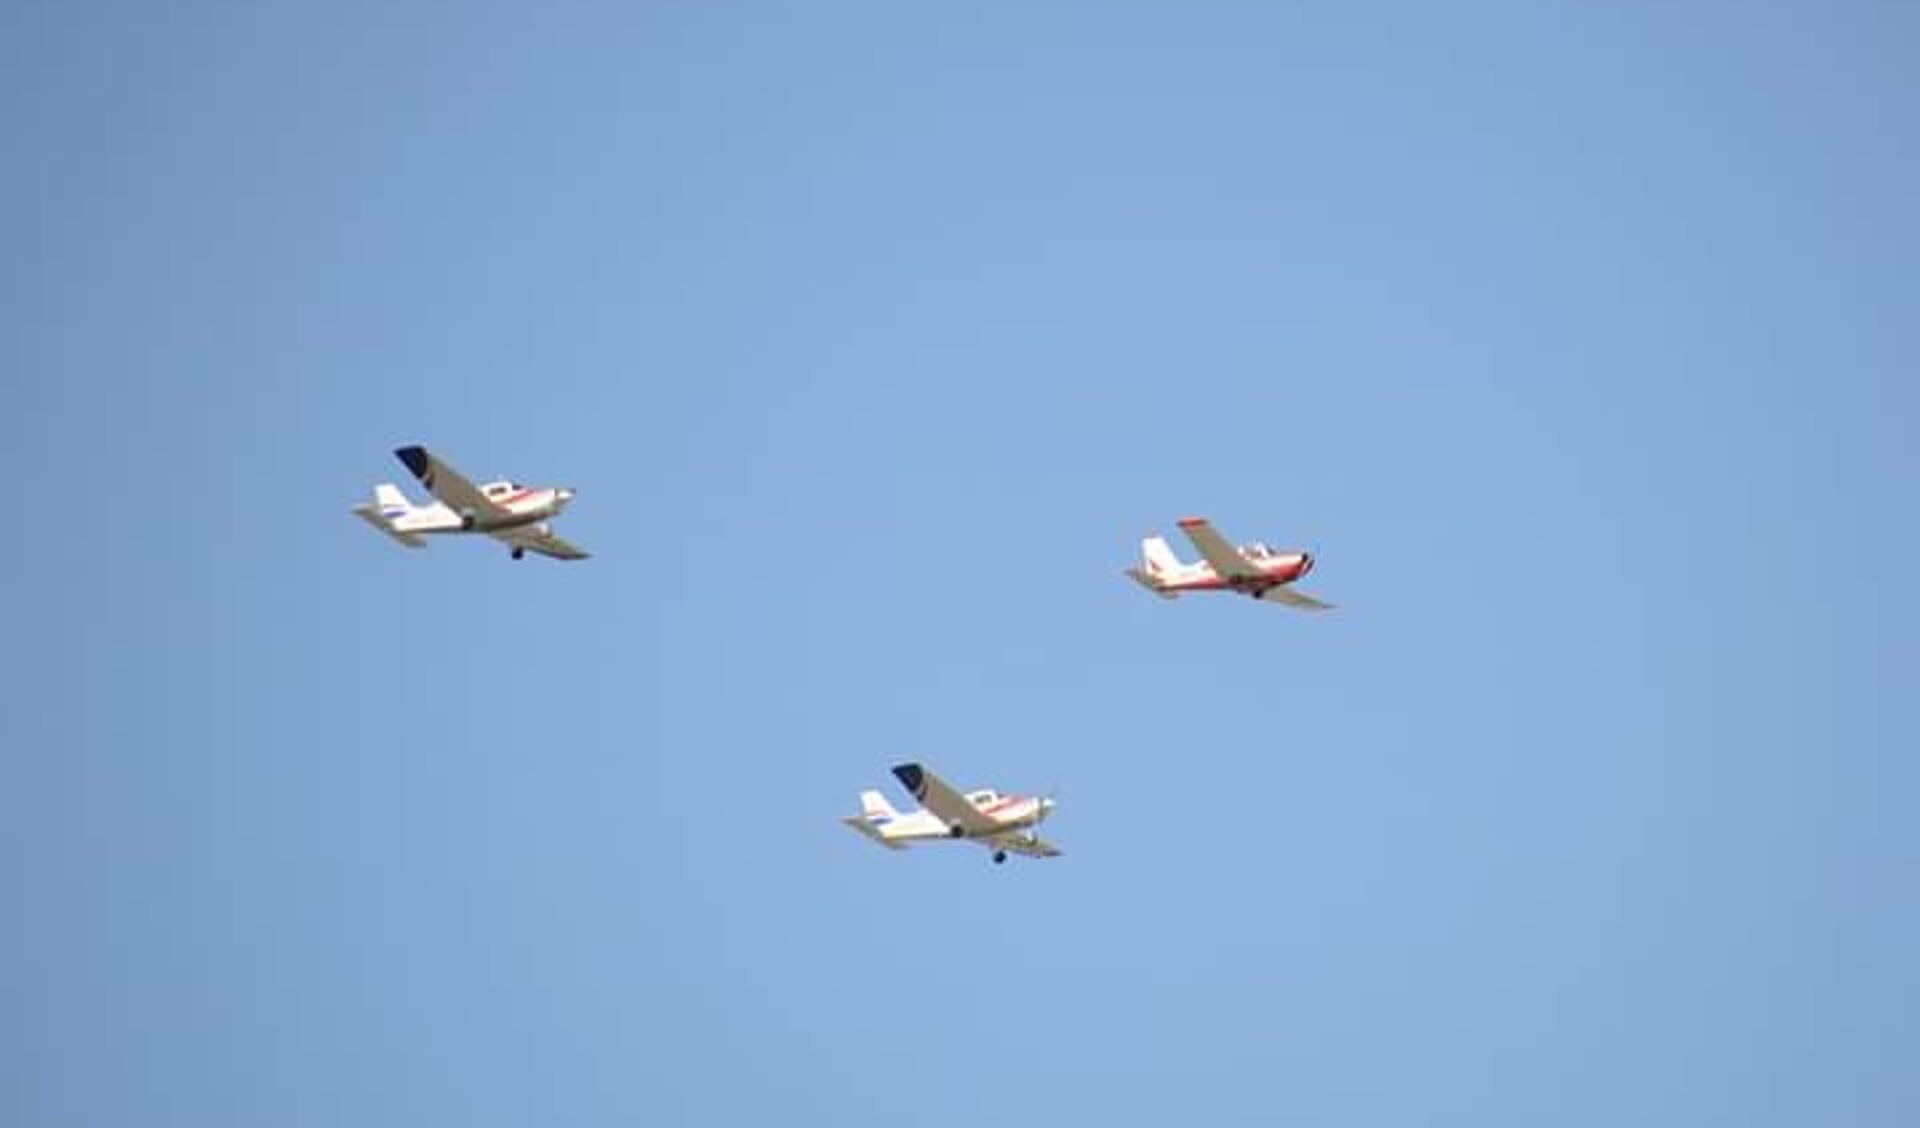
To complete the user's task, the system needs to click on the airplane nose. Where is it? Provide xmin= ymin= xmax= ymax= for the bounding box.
xmin=557 ymin=487 xmax=575 ymax=505
xmin=1299 ymin=552 xmax=1314 ymax=576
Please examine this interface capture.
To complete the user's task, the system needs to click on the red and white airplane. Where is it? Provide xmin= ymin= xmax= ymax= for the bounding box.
xmin=843 ymin=762 xmax=1061 ymax=865
xmin=352 ymin=445 xmax=589 ymax=561
xmin=1127 ymin=516 xmax=1332 ymax=609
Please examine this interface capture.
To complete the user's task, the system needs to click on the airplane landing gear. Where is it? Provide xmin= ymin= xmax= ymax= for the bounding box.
xmin=992 ymin=850 xmax=1008 ymax=865
xmin=511 ymin=547 xmax=525 ymax=560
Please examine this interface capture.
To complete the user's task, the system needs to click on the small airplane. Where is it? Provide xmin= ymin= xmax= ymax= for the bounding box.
xmin=1127 ymin=516 xmax=1332 ymax=609
xmin=352 ymin=445 xmax=590 ymax=561
xmin=843 ymin=762 xmax=1061 ymax=865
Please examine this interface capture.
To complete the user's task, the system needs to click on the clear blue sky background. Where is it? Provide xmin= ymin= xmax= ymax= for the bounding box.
xmin=6 ymin=2 xmax=1917 ymax=1125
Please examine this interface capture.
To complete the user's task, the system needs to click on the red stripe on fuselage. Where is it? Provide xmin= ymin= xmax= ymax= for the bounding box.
xmin=1163 ymin=560 xmax=1309 ymax=592
xmin=977 ymin=796 xmax=1038 ymax=821
xmin=491 ymin=488 xmax=551 ymax=509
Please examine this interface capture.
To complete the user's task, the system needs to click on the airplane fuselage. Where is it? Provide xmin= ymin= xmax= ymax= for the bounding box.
xmin=953 ymin=794 xmax=1050 ymax=836
xmin=1157 ymin=550 xmax=1313 ymax=594
xmin=388 ymin=487 xmax=573 ymax=535
xmin=858 ymin=793 xmax=1053 ymax=843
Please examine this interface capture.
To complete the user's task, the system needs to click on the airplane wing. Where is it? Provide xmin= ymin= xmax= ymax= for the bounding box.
xmin=393 ymin=445 xmax=505 ymax=522
xmin=1176 ymin=517 xmax=1263 ymax=580
xmin=892 ymin=763 xmax=999 ymax=837
xmin=1258 ymin=584 xmax=1335 ymax=611
xmin=494 ymin=527 xmax=592 ymax=561
xmin=996 ymin=834 xmax=1063 ymax=859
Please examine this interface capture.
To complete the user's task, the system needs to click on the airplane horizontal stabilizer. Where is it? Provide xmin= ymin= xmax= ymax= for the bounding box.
xmin=352 ymin=505 xmax=427 ymax=548
xmin=1125 ymin=568 xmax=1179 ymax=599
xmin=841 ymin=816 xmax=907 ymax=850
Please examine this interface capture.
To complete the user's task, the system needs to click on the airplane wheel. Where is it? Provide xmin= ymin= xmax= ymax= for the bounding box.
xmin=511 ymin=547 xmax=525 ymax=560
xmin=993 ymin=851 xmax=1008 ymax=865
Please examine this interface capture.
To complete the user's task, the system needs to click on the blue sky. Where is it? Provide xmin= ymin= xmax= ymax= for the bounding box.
xmin=6 ymin=2 xmax=1917 ymax=1125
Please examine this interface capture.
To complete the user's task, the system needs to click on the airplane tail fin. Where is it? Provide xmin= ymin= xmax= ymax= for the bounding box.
xmin=373 ymin=483 xmax=413 ymax=518
xmin=353 ymin=484 xmax=427 ymax=548
xmin=860 ymin=790 xmax=900 ymax=823
xmin=1126 ymin=536 xmax=1182 ymax=598
xmin=1141 ymin=536 xmax=1183 ymax=575
xmin=843 ymin=790 xmax=908 ymax=850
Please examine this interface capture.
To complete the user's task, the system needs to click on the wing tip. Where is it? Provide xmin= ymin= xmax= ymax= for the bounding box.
xmin=890 ymin=762 xmax=926 ymax=798
xmin=393 ymin=445 xmax=430 ymax=480
xmin=1259 ymin=587 xmax=1336 ymax=611
xmin=1176 ymin=516 xmax=1208 ymax=528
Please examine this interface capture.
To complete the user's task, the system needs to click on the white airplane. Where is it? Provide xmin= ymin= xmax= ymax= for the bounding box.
xmin=352 ymin=445 xmax=590 ymax=561
xmin=1127 ymin=516 xmax=1332 ymax=609
xmin=843 ymin=762 xmax=1061 ymax=865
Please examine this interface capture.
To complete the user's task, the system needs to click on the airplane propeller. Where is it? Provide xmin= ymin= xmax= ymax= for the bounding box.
xmin=1018 ymin=790 xmax=1058 ymax=852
